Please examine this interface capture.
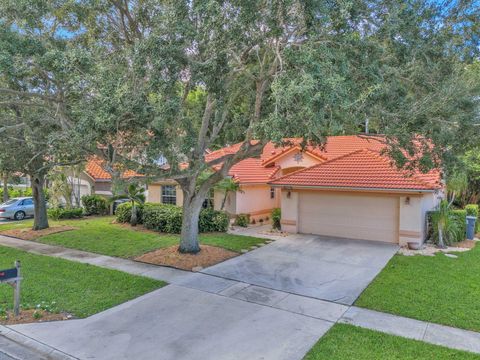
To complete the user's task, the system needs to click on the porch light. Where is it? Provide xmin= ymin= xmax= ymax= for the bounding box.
xmin=405 ymin=197 xmax=410 ymax=205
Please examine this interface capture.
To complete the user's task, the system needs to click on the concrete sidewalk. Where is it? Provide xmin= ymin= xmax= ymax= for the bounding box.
xmin=1 ymin=235 xmax=480 ymax=359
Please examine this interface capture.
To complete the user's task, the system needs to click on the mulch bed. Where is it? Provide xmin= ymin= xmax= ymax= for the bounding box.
xmin=0 ymin=226 xmax=77 ymax=241
xmin=135 ymin=245 xmax=238 ymax=271
xmin=0 ymin=309 xmax=71 ymax=325
xmin=453 ymin=240 xmax=477 ymax=249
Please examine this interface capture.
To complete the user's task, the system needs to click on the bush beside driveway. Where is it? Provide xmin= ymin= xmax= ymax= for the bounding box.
xmin=356 ymin=244 xmax=480 ymax=332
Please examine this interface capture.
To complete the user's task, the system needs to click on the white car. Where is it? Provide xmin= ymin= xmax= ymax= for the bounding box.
xmin=0 ymin=197 xmax=35 ymax=220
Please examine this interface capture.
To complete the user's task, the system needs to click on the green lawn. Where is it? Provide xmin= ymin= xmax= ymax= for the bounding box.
xmin=0 ymin=217 xmax=267 ymax=258
xmin=0 ymin=246 xmax=165 ymax=317
xmin=304 ymin=324 xmax=480 ymax=360
xmin=356 ymin=246 xmax=480 ymax=332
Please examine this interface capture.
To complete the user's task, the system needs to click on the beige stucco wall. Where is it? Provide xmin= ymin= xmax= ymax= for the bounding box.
xmin=147 ymin=182 xmax=183 ymax=206
xmin=398 ymin=195 xmax=423 ymax=246
xmin=398 ymin=192 xmax=443 ymax=246
xmin=274 ymin=150 xmax=321 ymax=175
xmin=213 ymin=189 xmax=236 ymax=215
xmin=235 ymin=184 xmax=278 ymax=221
xmin=280 ymin=190 xmax=299 ymax=233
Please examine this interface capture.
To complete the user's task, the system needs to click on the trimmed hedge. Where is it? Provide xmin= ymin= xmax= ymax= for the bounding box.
xmin=199 ymin=208 xmax=229 ymax=232
xmin=272 ymin=208 xmax=281 ymax=230
xmin=0 ymin=187 xmax=33 ymax=200
xmin=116 ymin=202 xmax=228 ymax=233
xmin=47 ymin=207 xmax=84 ymax=220
xmin=234 ymin=213 xmax=250 ymax=227
xmin=115 ymin=202 xmax=144 ymax=223
xmin=81 ymin=195 xmax=108 ymax=215
xmin=465 ymin=204 xmax=479 ymax=232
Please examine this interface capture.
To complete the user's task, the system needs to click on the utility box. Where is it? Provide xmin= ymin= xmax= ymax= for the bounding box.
xmin=466 ymin=216 xmax=476 ymax=240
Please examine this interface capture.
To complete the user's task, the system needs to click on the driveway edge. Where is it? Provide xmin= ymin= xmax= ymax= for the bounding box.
xmin=0 ymin=325 xmax=78 ymax=360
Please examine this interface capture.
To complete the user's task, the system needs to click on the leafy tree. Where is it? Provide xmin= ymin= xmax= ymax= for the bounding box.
xmin=1 ymin=0 xmax=479 ymax=252
xmin=48 ymin=169 xmax=74 ymax=209
xmin=0 ymin=10 xmax=90 ymax=229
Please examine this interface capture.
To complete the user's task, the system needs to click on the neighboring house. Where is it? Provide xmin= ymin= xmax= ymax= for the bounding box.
xmin=68 ymin=157 xmax=143 ymax=199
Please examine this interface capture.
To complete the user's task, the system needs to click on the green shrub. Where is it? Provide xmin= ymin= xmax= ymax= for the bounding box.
xmin=199 ymin=208 xmax=229 ymax=232
xmin=272 ymin=208 xmax=281 ymax=230
xmin=465 ymin=204 xmax=479 ymax=232
xmin=0 ymin=187 xmax=33 ymax=201
xmin=428 ymin=208 xmax=466 ymax=245
xmin=81 ymin=195 xmax=108 ymax=215
xmin=451 ymin=209 xmax=467 ymax=242
xmin=143 ymin=204 xmax=183 ymax=233
xmin=117 ymin=202 xmax=229 ymax=233
xmin=234 ymin=213 xmax=250 ymax=227
xmin=47 ymin=207 xmax=83 ymax=220
xmin=115 ymin=202 xmax=144 ymax=223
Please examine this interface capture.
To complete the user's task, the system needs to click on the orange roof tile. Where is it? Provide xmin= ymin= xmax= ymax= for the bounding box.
xmin=229 ymin=158 xmax=280 ymax=184
xmin=205 ymin=135 xmax=388 ymax=184
xmin=85 ymin=157 xmax=142 ymax=181
xmin=269 ymin=149 xmax=441 ymax=191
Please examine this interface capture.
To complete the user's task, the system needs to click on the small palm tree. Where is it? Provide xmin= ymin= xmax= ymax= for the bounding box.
xmin=431 ymin=200 xmax=459 ymax=248
xmin=215 ymin=178 xmax=243 ymax=210
xmin=125 ymin=183 xmax=145 ymax=226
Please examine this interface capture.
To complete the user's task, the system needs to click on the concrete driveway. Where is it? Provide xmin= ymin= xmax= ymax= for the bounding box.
xmin=10 ymin=285 xmax=333 ymax=360
xmin=203 ymin=234 xmax=399 ymax=305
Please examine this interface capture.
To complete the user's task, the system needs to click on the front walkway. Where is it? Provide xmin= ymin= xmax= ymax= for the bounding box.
xmin=0 ymin=235 xmax=479 ymax=359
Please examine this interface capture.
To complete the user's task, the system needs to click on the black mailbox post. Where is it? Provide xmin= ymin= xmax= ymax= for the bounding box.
xmin=0 ymin=261 xmax=22 ymax=316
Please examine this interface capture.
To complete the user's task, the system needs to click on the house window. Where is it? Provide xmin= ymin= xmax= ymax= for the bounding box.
xmin=161 ymin=185 xmax=177 ymax=205
xmin=270 ymin=187 xmax=275 ymax=199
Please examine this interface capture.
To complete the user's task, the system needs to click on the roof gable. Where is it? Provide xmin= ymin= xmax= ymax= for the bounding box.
xmin=85 ymin=157 xmax=142 ymax=181
xmin=269 ymin=149 xmax=441 ymax=191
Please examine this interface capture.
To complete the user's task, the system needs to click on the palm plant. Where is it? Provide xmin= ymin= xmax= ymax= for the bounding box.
xmin=215 ymin=178 xmax=243 ymax=211
xmin=446 ymin=171 xmax=468 ymax=206
xmin=431 ymin=200 xmax=460 ymax=248
xmin=125 ymin=183 xmax=145 ymax=226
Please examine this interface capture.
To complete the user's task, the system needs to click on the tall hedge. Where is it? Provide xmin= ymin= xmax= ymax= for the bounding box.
xmin=115 ymin=202 xmax=229 ymax=233
xmin=81 ymin=195 xmax=108 ymax=215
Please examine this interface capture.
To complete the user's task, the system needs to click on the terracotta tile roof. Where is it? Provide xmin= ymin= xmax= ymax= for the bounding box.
xmin=229 ymin=158 xmax=280 ymax=184
xmin=205 ymin=135 xmax=387 ymax=184
xmin=85 ymin=157 xmax=142 ymax=181
xmin=269 ymin=149 xmax=441 ymax=191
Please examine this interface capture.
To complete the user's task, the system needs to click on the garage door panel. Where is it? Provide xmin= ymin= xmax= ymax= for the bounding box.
xmin=298 ymin=192 xmax=398 ymax=243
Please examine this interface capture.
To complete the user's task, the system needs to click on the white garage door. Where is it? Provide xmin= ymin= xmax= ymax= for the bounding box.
xmin=298 ymin=192 xmax=399 ymax=243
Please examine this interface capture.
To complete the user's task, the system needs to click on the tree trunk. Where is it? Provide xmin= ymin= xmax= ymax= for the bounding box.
xmin=2 ymin=172 xmax=8 ymax=202
xmin=130 ymin=202 xmax=138 ymax=226
xmin=221 ymin=191 xmax=228 ymax=210
xmin=179 ymin=192 xmax=204 ymax=254
xmin=31 ymin=173 xmax=49 ymax=230
xmin=438 ymin=224 xmax=446 ymax=249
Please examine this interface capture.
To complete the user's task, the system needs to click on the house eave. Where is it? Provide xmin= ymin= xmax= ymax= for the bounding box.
xmin=269 ymin=184 xmax=438 ymax=194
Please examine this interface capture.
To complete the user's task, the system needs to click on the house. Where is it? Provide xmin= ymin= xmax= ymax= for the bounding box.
xmin=203 ymin=135 xmax=443 ymax=246
xmin=84 ymin=135 xmax=442 ymax=246
xmin=69 ymin=157 xmax=144 ymax=199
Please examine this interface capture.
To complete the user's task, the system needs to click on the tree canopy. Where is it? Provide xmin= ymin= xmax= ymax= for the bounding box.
xmin=0 ymin=0 xmax=479 ymax=250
